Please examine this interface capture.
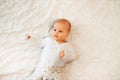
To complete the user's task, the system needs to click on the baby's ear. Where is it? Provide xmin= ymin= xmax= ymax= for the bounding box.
xmin=66 ymin=33 xmax=72 ymax=42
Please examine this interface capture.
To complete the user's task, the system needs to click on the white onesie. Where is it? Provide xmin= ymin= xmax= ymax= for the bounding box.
xmin=33 ymin=36 xmax=77 ymax=80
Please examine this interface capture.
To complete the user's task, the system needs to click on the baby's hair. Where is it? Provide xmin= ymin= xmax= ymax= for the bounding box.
xmin=48 ymin=19 xmax=71 ymax=33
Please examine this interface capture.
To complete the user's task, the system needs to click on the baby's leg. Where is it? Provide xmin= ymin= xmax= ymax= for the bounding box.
xmin=48 ymin=67 xmax=67 ymax=80
xmin=33 ymin=64 xmax=44 ymax=80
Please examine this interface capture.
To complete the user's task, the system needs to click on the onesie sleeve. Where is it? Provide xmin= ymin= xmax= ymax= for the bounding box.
xmin=40 ymin=35 xmax=49 ymax=49
xmin=62 ymin=43 xmax=78 ymax=63
xmin=39 ymin=37 xmax=45 ymax=50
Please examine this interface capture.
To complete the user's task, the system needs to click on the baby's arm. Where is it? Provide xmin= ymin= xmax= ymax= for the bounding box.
xmin=63 ymin=44 xmax=78 ymax=64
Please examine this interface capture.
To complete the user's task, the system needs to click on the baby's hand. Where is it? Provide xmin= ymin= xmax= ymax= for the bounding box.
xmin=26 ymin=34 xmax=31 ymax=40
xmin=59 ymin=51 xmax=65 ymax=59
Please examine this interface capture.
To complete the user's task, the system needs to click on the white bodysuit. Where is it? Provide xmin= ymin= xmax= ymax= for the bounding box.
xmin=33 ymin=36 xmax=77 ymax=80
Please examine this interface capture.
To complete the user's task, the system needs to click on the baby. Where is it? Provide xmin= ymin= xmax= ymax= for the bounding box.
xmin=33 ymin=19 xmax=77 ymax=80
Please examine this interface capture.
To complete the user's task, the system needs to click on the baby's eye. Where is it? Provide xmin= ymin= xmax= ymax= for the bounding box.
xmin=59 ymin=31 xmax=62 ymax=33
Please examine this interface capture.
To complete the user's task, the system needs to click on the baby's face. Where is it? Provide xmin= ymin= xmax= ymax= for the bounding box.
xmin=51 ymin=22 xmax=70 ymax=43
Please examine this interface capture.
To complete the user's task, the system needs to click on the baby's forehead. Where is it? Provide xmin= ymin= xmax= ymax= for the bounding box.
xmin=55 ymin=20 xmax=69 ymax=25
xmin=54 ymin=21 xmax=71 ymax=31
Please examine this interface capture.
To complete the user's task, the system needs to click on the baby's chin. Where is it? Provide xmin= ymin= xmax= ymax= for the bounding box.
xmin=56 ymin=39 xmax=67 ymax=44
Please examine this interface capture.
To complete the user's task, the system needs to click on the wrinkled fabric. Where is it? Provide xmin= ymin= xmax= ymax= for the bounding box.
xmin=33 ymin=37 xmax=77 ymax=80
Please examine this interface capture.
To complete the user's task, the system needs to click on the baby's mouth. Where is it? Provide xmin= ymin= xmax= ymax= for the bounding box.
xmin=54 ymin=35 xmax=58 ymax=38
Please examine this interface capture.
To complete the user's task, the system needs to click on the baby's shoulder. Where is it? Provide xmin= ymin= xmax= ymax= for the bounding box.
xmin=64 ymin=41 xmax=73 ymax=47
xmin=41 ymin=34 xmax=50 ymax=39
xmin=41 ymin=35 xmax=57 ymax=47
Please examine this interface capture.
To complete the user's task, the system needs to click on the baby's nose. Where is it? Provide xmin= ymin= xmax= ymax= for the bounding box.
xmin=54 ymin=31 xmax=58 ymax=34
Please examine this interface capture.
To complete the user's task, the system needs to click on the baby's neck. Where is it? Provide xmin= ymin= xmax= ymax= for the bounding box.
xmin=57 ymin=41 xmax=67 ymax=44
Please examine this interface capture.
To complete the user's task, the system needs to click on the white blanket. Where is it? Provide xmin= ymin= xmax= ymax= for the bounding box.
xmin=0 ymin=0 xmax=120 ymax=80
